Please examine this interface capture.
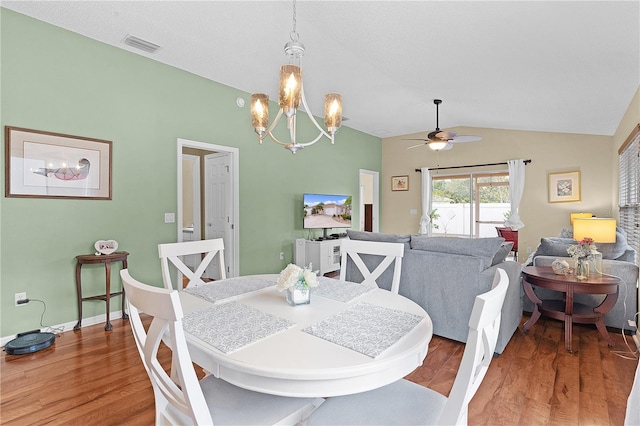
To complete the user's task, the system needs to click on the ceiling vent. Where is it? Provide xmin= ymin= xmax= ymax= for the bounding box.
xmin=123 ymin=35 xmax=161 ymax=54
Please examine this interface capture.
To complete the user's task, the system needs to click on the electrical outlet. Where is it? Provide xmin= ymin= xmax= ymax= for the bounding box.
xmin=164 ymin=213 xmax=175 ymax=223
xmin=526 ymin=247 xmax=533 ymax=254
xmin=279 ymin=252 xmax=285 ymax=260
xmin=15 ymin=292 xmax=27 ymax=306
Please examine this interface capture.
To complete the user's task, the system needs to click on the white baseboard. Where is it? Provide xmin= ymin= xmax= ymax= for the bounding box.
xmin=1 ymin=310 xmax=125 ymax=347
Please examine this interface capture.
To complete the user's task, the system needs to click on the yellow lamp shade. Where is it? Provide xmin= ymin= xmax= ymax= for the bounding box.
xmin=573 ymin=218 xmax=616 ymax=243
xmin=570 ymin=212 xmax=593 ymax=225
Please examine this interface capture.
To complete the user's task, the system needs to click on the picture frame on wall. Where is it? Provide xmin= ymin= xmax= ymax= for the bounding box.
xmin=5 ymin=126 xmax=112 ymax=200
xmin=548 ymin=170 xmax=581 ymax=203
xmin=391 ymin=175 xmax=409 ymax=191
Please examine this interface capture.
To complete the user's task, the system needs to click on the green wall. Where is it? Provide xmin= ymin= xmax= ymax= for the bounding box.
xmin=0 ymin=9 xmax=381 ymax=337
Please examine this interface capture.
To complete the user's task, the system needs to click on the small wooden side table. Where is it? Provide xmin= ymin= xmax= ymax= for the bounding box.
xmin=74 ymin=251 xmax=129 ymax=331
xmin=522 ymin=265 xmax=620 ymax=352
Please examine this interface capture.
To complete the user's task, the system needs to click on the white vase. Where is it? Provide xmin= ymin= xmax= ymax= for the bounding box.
xmin=286 ymin=286 xmax=310 ymax=306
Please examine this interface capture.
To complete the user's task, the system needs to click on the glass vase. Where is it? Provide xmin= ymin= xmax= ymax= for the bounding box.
xmin=286 ymin=285 xmax=310 ymax=306
xmin=575 ymin=258 xmax=589 ymax=281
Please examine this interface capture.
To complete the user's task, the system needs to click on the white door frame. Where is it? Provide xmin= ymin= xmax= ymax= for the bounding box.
xmin=177 ymin=138 xmax=240 ymax=277
xmin=359 ymin=169 xmax=380 ymax=232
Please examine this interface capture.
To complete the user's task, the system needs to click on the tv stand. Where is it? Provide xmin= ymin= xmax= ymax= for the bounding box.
xmin=294 ymin=238 xmax=342 ymax=276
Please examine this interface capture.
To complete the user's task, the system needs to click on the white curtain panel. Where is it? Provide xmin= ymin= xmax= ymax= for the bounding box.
xmin=419 ymin=167 xmax=432 ymax=235
xmin=504 ymin=159 xmax=525 ymax=230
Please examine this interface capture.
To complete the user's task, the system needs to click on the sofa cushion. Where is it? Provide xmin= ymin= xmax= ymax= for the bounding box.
xmin=410 ymin=236 xmax=505 ymax=269
xmin=492 ymin=242 xmax=514 ymax=266
xmin=346 ymin=230 xmax=411 ymax=249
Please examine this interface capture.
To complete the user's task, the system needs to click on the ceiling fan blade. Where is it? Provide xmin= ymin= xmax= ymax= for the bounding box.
xmin=407 ymin=143 xmax=426 ymax=150
xmin=451 ymin=135 xmax=483 ymax=143
xmin=402 ymin=138 xmax=429 ymax=141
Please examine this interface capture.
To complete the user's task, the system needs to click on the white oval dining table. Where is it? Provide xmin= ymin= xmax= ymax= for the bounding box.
xmin=178 ymin=274 xmax=433 ymax=398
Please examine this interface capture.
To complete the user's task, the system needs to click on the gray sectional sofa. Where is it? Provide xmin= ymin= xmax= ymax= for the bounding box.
xmin=525 ymin=230 xmax=639 ymax=332
xmin=345 ymin=230 xmax=523 ymax=354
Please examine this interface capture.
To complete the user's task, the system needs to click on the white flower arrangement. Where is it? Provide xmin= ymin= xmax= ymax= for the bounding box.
xmin=567 ymin=238 xmax=598 ymax=260
xmin=277 ymin=264 xmax=318 ymax=291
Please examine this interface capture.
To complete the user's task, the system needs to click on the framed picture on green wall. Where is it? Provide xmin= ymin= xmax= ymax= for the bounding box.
xmin=5 ymin=126 xmax=112 ymax=200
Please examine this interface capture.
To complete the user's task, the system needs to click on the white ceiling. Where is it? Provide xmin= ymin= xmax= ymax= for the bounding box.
xmin=2 ymin=1 xmax=639 ymax=138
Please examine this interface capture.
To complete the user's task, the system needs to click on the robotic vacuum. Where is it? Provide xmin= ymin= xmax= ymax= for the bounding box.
xmin=4 ymin=330 xmax=55 ymax=355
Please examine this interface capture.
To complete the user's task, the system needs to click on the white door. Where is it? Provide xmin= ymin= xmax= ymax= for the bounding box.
xmin=204 ymin=152 xmax=233 ymax=279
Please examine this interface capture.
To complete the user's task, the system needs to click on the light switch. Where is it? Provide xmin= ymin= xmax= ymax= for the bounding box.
xmin=410 ymin=209 xmax=418 ymax=215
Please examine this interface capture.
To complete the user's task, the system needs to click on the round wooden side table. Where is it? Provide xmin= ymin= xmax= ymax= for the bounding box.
xmin=522 ymin=265 xmax=620 ymax=352
xmin=74 ymin=251 xmax=129 ymax=331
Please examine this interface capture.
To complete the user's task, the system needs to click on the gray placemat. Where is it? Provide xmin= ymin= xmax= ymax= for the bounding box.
xmin=184 ymin=275 xmax=275 ymax=303
xmin=313 ymin=276 xmax=377 ymax=302
xmin=303 ymin=302 xmax=424 ymax=358
xmin=183 ymin=301 xmax=294 ymax=353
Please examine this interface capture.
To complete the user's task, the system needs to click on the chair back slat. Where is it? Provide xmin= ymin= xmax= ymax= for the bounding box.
xmin=159 ymin=238 xmax=226 ymax=290
xmin=439 ymin=268 xmax=509 ymax=425
xmin=121 ymin=269 xmax=213 ymax=425
xmin=339 ymin=239 xmax=405 ymax=294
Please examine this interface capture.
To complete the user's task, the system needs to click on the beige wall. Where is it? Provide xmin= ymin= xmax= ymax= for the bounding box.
xmin=382 ymin=127 xmax=614 ymax=259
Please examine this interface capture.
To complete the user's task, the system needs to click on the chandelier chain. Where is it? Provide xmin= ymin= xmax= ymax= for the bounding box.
xmin=290 ymin=0 xmax=299 ymax=42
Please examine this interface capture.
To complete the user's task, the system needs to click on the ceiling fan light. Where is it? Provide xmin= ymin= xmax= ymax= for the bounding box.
xmin=428 ymin=141 xmax=448 ymax=151
xmin=324 ymin=93 xmax=342 ymax=135
xmin=278 ymin=64 xmax=302 ymax=117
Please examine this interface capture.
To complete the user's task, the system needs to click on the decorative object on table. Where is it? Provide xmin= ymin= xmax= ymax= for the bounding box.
xmin=5 ymin=126 xmax=112 ymax=200
xmin=277 ymin=263 xmax=318 ymax=306
xmin=548 ymin=170 xmax=581 ymax=203
xmin=95 ymin=239 xmax=118 ymax=255
xmin=391 ymin=175 xmax=409 ymax=191
xmin=551 ymin=259 xmax=571 ymax=275
xmin=567 ymin=237 xmax=598 ymax=280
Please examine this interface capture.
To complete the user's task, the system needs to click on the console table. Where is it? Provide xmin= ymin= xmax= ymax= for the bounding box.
xmin=74 ymin=251 xmax=129 ymax=331
xmin=522 ymin=265 xmax=620 ymax=352
xmin=295 ymin=238 xmax=342 ymax=275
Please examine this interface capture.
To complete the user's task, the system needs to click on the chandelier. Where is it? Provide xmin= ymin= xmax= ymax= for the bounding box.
xmin=250 ymin=0 xmax=343 ymax=154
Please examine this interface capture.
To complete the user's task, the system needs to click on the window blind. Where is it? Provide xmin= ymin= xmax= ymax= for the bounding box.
xmin=619 ymin=125 xmax=640 ymax=254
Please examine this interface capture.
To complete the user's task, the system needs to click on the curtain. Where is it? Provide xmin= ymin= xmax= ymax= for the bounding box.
xmin=504 ymin=159 xmax=525 ymax=230
xmin=419 ymin=167 xmax=432 ymax=235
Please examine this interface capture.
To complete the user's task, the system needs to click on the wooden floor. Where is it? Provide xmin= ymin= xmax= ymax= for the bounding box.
xmin=1 ymin=315 xmax=637 ymax=425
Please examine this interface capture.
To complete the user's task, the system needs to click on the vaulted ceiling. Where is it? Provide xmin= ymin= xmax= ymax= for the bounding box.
xmin=3 ymin=1 xmax=639 ymax=138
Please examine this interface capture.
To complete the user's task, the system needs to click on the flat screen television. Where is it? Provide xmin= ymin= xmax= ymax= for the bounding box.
xmin=303 ymin=193 xmax=352 ymax=239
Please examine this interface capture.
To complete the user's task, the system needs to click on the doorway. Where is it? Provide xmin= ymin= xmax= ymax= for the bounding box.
xmin=177 ymin=138 xmax=239 ymax=278
xmin=359 ymin=170 xmax=379 ymax=232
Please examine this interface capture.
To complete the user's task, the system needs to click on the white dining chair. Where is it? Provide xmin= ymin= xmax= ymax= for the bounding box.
xmin=158 ymin=238 xmax=226 ymax=290
xmin=307 ymin=268 xmax=510 ymax=426
xmin=339 ymin=239 xmax=405 ymax=294
xmin=120 ymin=269 xmax=323 ymax=426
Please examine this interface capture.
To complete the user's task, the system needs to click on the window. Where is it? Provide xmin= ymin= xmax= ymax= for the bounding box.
xmin=431 ymin=172 xmax=509 ymax=237
xmin=618 ymin=125 xmax=640 ymax=253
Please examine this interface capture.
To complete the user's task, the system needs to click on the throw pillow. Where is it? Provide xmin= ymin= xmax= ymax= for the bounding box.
xmin=536 ymin=237 xmax=577 ymax=258
xmin=410 ymin=236 xmax=505 ymax=269
xmin=492 ymin=242 xmax=514 ymax=266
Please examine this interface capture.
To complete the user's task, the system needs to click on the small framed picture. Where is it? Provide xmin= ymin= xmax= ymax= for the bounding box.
xmin=548 ymin=170 xmax=581 ymax=203
xmin=391 ymin=175 xmax=409 ymax=191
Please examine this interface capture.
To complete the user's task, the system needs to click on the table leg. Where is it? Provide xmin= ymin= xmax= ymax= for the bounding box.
xmin=104 ymin=262 xmax=112 ymax=331
xmin=565 ymin=286 xmax=574 ymax=353
xmin=74 ymin=262 xmax=83 ymax=330
xmin=593 ymin=289 xmax=619 ymax=347
xmin=522 ymin=278 xmax=542 ymax=332
xmin=121 ymin=259 xmax=129 ymax=319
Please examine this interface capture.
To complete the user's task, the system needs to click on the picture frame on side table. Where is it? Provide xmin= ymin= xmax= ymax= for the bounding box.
xmin=5 ymin=126 xmax=112 ymax=200
xmin=548 ymin=170 xmax=581 ymax=203
xmin=391 ymin=175 xmax=409 ymax=191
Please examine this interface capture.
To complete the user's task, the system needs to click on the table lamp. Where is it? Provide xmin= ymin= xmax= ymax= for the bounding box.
xmin=570 ymin=212 xmax=593 ymax=225
xmin=573 ymin=218 xmax=616 ymax=275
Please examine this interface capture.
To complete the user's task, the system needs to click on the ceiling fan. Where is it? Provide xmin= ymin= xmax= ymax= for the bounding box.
xmin=406 ymin=99 xmax=482 ymax=151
